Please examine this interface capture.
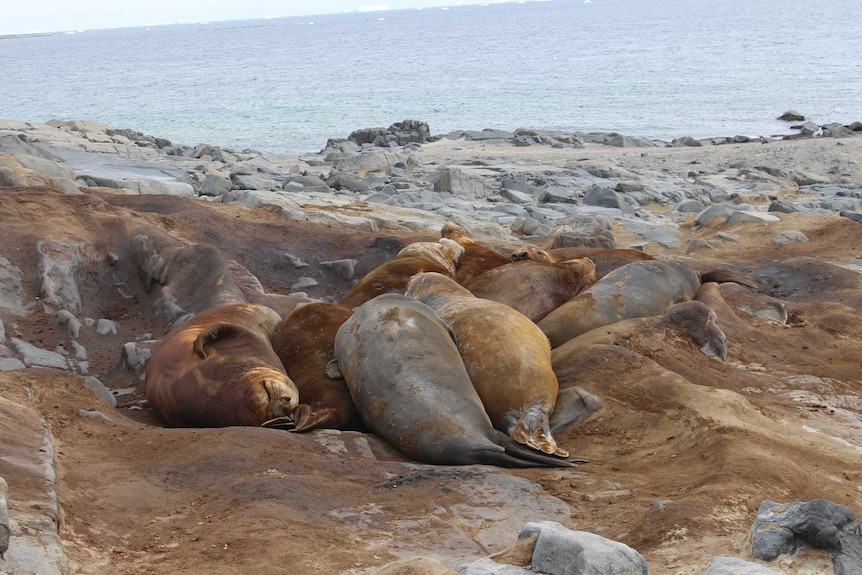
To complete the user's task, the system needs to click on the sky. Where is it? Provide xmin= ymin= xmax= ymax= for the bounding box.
xmin=0 ymin=0 xmax=490 ymax=35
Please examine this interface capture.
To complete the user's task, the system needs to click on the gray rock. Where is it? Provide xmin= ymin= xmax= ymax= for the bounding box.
xmin=79 ymin=409 xmax=113 ymax=421
xmin=121 ymin=179 xmax=195 ymax=196
xmin=778 ymin=110 xmax=806 ymax=121
xmin=604 ymin=134 xmax=659 ymax=148
xmin=122 ymin=342 xmax=153 ymax=372
xmin=693 ymin=203 xmax=740 ymax=227
xmin=583 ymin=185 xmax=634 ymax=214
xmin=96 ymin=319 xmax=119 ymax=335
xmin=822 ymin=123 xmax=855 ymax=138
xmin=37 ymin=239 xmax=85 ymax=314
xmin=432 ymin=168 xmax=493 ymax=200
xmin=768 ymin=199 xmax=799 ymax=213
xmin=70 ymin=341 xmax=86 ymax=360
xmin=773 ymin=231 xmax=808 ymax=244
xmin=674 ymin=199 xmax=706 ymax=213
xmin=330 ymin=149 xmax=404 ymax=172
xmin=0 ymin=358 xmax=26 ymax=371
xmin=790 ymin=170 xmax=830 ymax=186
xmin=9 ymin=338 xmax=69 ymax=369
xmin=0 ymin=134 xmax=59 ymax=160
xmin=54 ymin=310 xmax=82 ymax=338
xmin=672 ymin=136 xmax=703 ymax=147
xmin=0 ymin=318 xmax=5 ymax=345
xmin=321 ymin=259 xmax=358 ymax=281
xmin=540 ymin=186 xmax=580 ymax=204
xmin=751 ymin=499 xmax=862 ymax=573
xmin=231 ymin=173 xmax=279 ymax=191
xmin=840 ymin=210 xmax=862 ymax=224
xmin=292 ymin=277 xmax=318 ymax=290
xmin=725 ymin=210 xmax=781 ymax=225
xmin=686 ymin=238 xmax=723 ymax=254
xmin=457 ymin=557 xmax=531 ymax=574
xmin=284 ymin=253 xmax=310 ymax=268
xmin=82 ymin=376 xmax=118 ymax=408
xmin=500 ymin=188 xmax=535 ymax=205
xmin=0 ymin=258 xmax=27 ymax=316
xmin=521 ymin=520 xmax=648 ymax=575
xmin=326 ymin=171 xmax=370 ymax=193
xmin=702 ymin=556 xmax=786 ymax=575
xmin=282 ymin=174 xmax=330 ymax=193
xmin=199 ymin=173 xmax=232 ymax=196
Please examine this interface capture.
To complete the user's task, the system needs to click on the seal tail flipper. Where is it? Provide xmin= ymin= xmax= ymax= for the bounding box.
xmin=549 ymin=386 xmax=604 ymax=433
xmin=193 ymin=323 xmax=245 ymax=358
xmin=501 ymin=437 xmax=585 ymax=467
xmin=290 ymin=404 xmax=339 ymax=432
xmin=507 ymin=404 xmax=569 ymax=458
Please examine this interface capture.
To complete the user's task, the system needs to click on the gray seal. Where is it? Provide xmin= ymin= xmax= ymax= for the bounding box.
xmin=332 ymin=293 xmax=577 ymax=467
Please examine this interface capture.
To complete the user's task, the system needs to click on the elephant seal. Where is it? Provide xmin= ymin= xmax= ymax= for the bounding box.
xmin=440 ymin=221 xmax=512 ymax=285
xmin=271 ymin=302 xmax=363 ymax=432
xmin=551 ymin=300 xmax=728 ymax=371
xmin=512 ymin=245 xmax=656 ymax=279
xmin=538 ymin=259 xmax=702 ymax=348
xmin=145 ymin=303 xmax=299 ymax=427
xmin=405 ymin=272 xmax=571 ymax=457
xmin=463 ymin=258 xmax=597 ymax=322
xmin=332 ymin=293 xmax=577 ymax=467
xmin=338 ymin=238 xmax=464 ymax=309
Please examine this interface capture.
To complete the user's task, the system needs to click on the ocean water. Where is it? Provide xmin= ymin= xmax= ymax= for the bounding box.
xmin=2 ymin=0 xmax=861 ymax=154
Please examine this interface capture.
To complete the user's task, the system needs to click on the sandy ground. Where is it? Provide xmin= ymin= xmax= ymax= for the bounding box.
xmin=2 ymin=134 xmax=862 ymax=574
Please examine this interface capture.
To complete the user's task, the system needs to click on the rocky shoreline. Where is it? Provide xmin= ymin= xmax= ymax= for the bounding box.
xmin=2 ymin=116 xmax=862 ymax=575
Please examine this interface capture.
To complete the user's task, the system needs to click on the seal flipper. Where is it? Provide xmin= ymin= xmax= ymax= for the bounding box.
xmin=193 ymin=323 xmax=245 ymax=358
xmin=325 ymin=359 xmax=343 ymax=379
xmin=290 ymin=404 xmax=339 ymax=432
xmin=549 ymin=386 xmax=604 ymax=433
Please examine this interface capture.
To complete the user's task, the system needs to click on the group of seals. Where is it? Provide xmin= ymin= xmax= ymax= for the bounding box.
xmin=338 ymin=238 xmax=464 ymax=308
xmin=404 ymin=272 xmax=569 ymax=457
xmin=143 ymin=220 xmax=753 ymax=469
xmin=330 ymin=293 xmax=577 ymax=467
xmin=538 ymin=259 xmax=703 ymax=348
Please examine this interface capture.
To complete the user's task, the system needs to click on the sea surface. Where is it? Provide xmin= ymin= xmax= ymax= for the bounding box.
xmin=2 ymin=0 xmax=862 ymax=154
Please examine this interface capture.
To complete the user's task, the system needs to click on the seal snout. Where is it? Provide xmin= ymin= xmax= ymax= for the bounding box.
xmin=263 ymin=377 xmax=300 ymax=419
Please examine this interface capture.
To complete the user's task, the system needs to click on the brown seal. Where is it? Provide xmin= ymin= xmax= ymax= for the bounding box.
xmin=331 ymin=293 xmax=577 ymax=467
xmin=440 ymin=221 xmax=512 ymax=285
xmin=271 ymin=302 xmax=363 ymax=432
xmin=338 ymin=238 xmax=464 ymax=309
xmin=464 ymin=257 xmax=597 ymax=322
xmin=405 ymin=272 xmax=573 ymax=457
xmin=511 ymin=245 xmax=656 ymax=279
xmin=145 ymin=303 xmax=298 ymax=427
xmin=551 ymin=299 xmax=728 ymax=371
xmin=538 ymin=259 xmax=703 ymax=348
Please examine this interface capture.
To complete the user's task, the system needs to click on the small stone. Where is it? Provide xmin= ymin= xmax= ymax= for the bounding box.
xmin=96 ymin=319 xmax=119 ymax=335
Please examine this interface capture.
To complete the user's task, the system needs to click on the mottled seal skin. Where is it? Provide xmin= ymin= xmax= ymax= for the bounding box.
xmin=463 ymin=258 xmax=597 ymax=322
xmin=145 ymin=303 xmax=299 ymax=428
xmin=512 ymin=246 xmax=656 ymax=279
xmin=338 ymin=238 xmax=464 ymax=309
xmin=271 ymin=302 xmax=363 ymax=432
xmin=538 ymin=259 xmax=702 ymax=348
xmin=440 ymin=221 xmax=512 ymax=285
xmin=405 ymin=272 xmax=570 ymax=457
xmin=333 ymin=293 xmax=576 ymax=467
xmin=551 ymin=300 xmax=728 ymax=369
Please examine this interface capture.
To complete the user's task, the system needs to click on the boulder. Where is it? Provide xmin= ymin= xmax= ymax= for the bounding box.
xmin=520 ymin=521 xmax=648 ymax=575
xmin=432 ymin=168 xmax=493 ymax=200
xmin=198 ymin=173 xmax=232 ymax=196
xmin=778 ymin=110 xmax=806 ymax=121
xmin=751 ymin=499 xmax=862 ymax=573
xmin=583 ymin=185 xmax=634 ymax=214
